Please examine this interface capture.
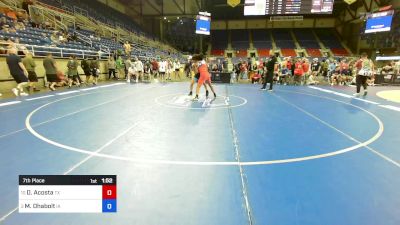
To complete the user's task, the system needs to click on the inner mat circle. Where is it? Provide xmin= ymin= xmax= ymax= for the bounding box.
xmin=25 ymin=89 xmax=383 ymax=166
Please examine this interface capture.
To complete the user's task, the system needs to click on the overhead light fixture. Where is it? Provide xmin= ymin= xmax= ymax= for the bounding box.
xmin=164 ymin=17 xmax=167 ymax=20
xmin=343 ymin=0 xmax=357 ymax=5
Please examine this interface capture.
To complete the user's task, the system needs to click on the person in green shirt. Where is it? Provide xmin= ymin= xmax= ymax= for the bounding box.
xmin=22 ymin=52 xmax=39 ymax=92
xmin=43 ymin=52 xmax=58 ymax=91
xmin=115 ymin=56 xmax=125 ymax=80
xmin=67 ymin=55 xmax=80 ymax=88
xmin=321 ymin=59 xmax=329 ymax=78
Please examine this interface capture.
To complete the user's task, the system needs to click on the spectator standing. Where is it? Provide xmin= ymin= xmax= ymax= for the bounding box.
xmin=124 ymin=57 xmax=132 ymax=79
xmin=6 ymin=48 xmax=29 ymax=96
xmin=89 ymin=57 xmax=100 ymax=85
xmin=123 ymin=41 xmax=131 ymax=56
xmin=115 ymin=56 xmax=124 ymax=79
xmin=393 ymin=60 xmax=400 ymax=83
xmin=22 ymin=52 xmax=39 ymax=92
xmin=302 ymin=58 xmax=310 ymax=85
xmin=166 ymin=59 xmax=173 ymax=81
xmin=240 ymin=61 xmax=248 ymax=80
xmin=354 ymin=52 xmax=374 ymax=96
xmin=151 ymin=58 xmax=159 ymax=78
xmin=261 ymin=51 xmax=277 ymax=91
xmin=127 ymin=60 xmax=136 ymax=83
xmin=144 ymin=60 xmax=152 ymax=79
xmin=43 ymin=52 xmax=58 ymax=91
xmin=217 ymin=59 xmax=224 ymax=72
xmin=158 ymin=59 xmax=167 ymax=82
xmin=80 ymin=57 xmax=91 ymax=85
xmin=107 ymin=57 xmax=116 ymax=80
xmin=133 ymin=57 xmax=143 ymax=83
xmin=67 ymin=55 xmax=80 ymax=88
xmin=290 ymin=57 xmax=295 ymax=76
xmin=311 ymin=58 xmax=321 ymax=77
xmin=115 ymin=56 xmax=125 ymax=79
xmin=173 ymin=60 xmax=181 ymax=80
xmin=293 ymin=58 xmax=304 ymax=85
xmin=339 ymin=58 xmax=350 ymax=76
xmin=279 ymin=58 xmax=289 ymax=85
xmin=321 ymin=59 xmax=329 ymax=78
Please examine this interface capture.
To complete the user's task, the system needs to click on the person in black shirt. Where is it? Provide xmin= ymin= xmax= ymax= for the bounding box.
xmin=6 ymin=48 xmax=29 ymax=96
xmin=261 ymin=51 xmax=277 ymax=91
xmin=311 ymin=58 xmax=321 ymax=77
xmin=80 ymin=57 xmax=91 ymax=85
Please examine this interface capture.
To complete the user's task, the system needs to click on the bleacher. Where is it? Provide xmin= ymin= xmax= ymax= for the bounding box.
xmin=0 ymin=12 xmax=102 ymax=58
xmin=293 ymin=29 xmax=322 ymax=57
xmin=39 ymin=0 xmax=181 ymax=57
xmin=252 ymin=30 xmax=272 ymax=57
xmin=0 ymin=0 xmax=185 ymax=61
xmin=315 ymin=29 xmax=349 ymax=56
xmin=231 ymin=29 xmax=249 ymax=50
xmin=306 ymin=48 xmax=322 ymax=57
xmin=39 ymin=0 xmax=143 ymax=35
xmin=271 ymin=29 xmax=297 ymax=57
xmin=207 ymin=28 xmax=353 ymax=58
xmin=272 ymin=29 xmax=295 ymax=49
xmin=211 ymin=30 xmax=228 ymax=56
xmin=280 ymin=49 xmax=297 ymax=57
xmin=235 ymin=49 xmax=247 ymax=57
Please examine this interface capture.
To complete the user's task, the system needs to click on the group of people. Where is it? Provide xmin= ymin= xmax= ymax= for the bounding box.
xmin=49 ymin=30 xmax=77 ymax=45
xmin=106 ymin=56 xmax=183 ymax=83
xmin=231 ymin=52 xmax=400 ymax=96
xmin=2 ymin=49 xmax=102 ymax=97
xmin=2 ymin=46 xmax=400 ymax=99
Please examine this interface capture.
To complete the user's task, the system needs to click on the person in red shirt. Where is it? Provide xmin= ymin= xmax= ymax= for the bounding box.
xmin=293 ymin=58 xmax=304 ymax=85
xmin=302 ymin=58 xmax=310 ymax=84
xmin=192 ymin=54 xmax=217 ymax=101
xmin=151 ymin=59 xmax=159 ymax=78
xmin=338 ymin=58 xmax=352 ymax=85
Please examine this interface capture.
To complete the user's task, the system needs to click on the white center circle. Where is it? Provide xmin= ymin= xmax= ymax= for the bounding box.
xmin=25 ymin=90 xmax=384 ymax=166
xmin=155 ymin=93 xmax=247 ymax=109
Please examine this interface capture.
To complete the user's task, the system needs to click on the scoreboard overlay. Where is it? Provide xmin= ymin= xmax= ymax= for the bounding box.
xmin=19 ymin=175 xmax=117 ymax=213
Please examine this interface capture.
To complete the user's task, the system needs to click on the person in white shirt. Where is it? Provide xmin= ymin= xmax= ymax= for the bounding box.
xmin=173 ymin=60 xmax=181 ymax=80
xmin=125 ymin=58 xmax=132 ymax=80
xmin=394 ymin=60 xmax=400 ymax=83
xmin=158 ymin=59 xmax=167 ymax=82
xmin=166 ymin=59 xmax=172 ymax=81
xmin=127 ymin=61 xmax=136 ymax=83
xmin=133 ymin=57 xmax=144 ymax=82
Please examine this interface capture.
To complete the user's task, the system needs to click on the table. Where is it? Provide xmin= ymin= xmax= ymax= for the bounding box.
xmin=211 ymin=72 xmax=231 ymax=83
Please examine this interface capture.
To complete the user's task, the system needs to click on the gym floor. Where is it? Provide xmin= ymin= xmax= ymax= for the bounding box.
xmin=0 ymin=82 xmax=399 ymax=225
